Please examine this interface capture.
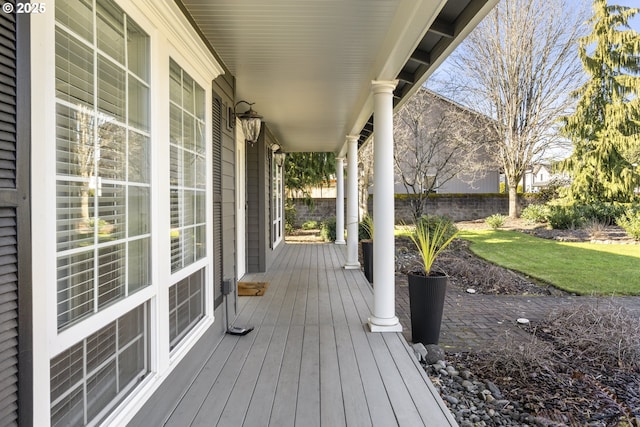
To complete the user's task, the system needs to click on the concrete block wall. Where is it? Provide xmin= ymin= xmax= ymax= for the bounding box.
xmin=289 ymin=194 xmax=536 ymax=226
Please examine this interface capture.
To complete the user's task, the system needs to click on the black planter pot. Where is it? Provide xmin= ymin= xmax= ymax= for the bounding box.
xmin=407 ymin=271 xmax=448 ymax=345
xmin=361 ymin=240 xmax=373 ymax=284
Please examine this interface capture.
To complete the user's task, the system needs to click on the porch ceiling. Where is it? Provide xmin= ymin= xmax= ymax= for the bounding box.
xmin=178 ymin=0 xmax=497 ymax=154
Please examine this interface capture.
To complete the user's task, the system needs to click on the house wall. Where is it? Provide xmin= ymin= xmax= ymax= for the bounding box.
xmin=212 ymin=73 xmax=237 ymax=311
xmin=29 ymin=1 xmax=233 ymax=425
xmin=246 ymin=125 xmax=284 ymax=273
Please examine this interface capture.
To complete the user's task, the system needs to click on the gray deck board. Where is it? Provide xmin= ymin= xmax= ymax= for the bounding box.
xmin=130 ymin=243 xmax=456 ymax=427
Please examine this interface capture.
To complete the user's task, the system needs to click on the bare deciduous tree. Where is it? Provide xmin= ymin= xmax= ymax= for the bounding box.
xmin=392 ymin=88 xmax=498 ymax=220
xmin=442 ymin=0 xmax=587 ymax=217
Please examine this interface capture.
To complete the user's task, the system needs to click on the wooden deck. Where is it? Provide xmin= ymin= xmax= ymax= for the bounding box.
xmin=129 ymin=243 xmax=456 ymax=427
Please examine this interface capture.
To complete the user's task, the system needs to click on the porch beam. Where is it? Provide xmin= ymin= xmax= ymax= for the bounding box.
xmin=368 ymin=80 xmax=402 ymax=333
xmin=428 ymin=18 xmax=456 ymax=38
xmin=335 ymin=157 xmax=345 ymax=245
xmin=344 ymin=136 xmax=360 ymax=269
xmin=409 ymin=48 xmax=431 ymax=66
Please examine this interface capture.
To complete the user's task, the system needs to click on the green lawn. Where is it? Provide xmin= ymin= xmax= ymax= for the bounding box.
xmin=459 ymin=229 xmax=640 ymax=296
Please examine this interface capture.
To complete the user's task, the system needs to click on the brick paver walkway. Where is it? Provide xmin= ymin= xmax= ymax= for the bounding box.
xmin=395 ymin=277 xmax=640 ymax=352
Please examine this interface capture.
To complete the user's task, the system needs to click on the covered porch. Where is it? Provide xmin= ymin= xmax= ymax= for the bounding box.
xmin=129 ymin=242 xmax=455 ymax=426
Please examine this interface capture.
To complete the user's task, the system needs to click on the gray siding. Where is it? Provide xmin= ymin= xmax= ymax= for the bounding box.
xmin=0 ymin=4 xmax=31 ymax=426
xmin=212 ymin=73 xmax=237 ymax=308
xmin=246 ymin=125 xmax=282 ymax=273
xmin=246 ymin=131 xmax=262 ymax=272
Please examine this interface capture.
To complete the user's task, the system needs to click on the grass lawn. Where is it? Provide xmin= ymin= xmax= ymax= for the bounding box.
xmin=459 ymin=229 xmax=640 ymax=296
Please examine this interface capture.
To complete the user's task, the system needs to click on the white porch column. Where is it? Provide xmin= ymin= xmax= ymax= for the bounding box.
xmin=335 ymin=157 xmax=346 ymax=244
xmin=369 ymin=80 xmax=402 ymax=332
xmin=344 ymin=135 xmax=360 ymax=269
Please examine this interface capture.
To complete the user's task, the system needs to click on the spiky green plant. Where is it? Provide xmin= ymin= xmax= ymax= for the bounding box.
xmin=408 ymin=220 xmax=459 ymax=275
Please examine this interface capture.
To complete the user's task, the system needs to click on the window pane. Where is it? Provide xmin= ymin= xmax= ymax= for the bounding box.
xmin=97 ymin=122 xmax=126 ymax=181
xmin=195 ymin=192 xmax=205 ymax=224
xmin=51 ymin=304 xmax=148 ymax=427
xmin=169 ymin=269 xmax=204 ymax=350
xmin=57 ymin=180 xmax=94 ymax=252
xmin=56 ymin=28 xmax=94 ymax=107
xmin=56 ymin=0 xmax=93 ymax=43
xmin=50 ymin=342 xmax=84 ymax=403
xmin=195 ymin=86 xmax=205 ymax=121
xmin=182 ymin=150 xmax=195 ymax=188
xmin=195 ymin=155 xmax=206 ymax=190
xmin=170 ymin=104 xmax=182 ymax=148
xmin=128 ymin=238 xmax=150 ymax=294
xmin=86 ymin=323 xmax=116 ymax=373
xmin=57 ymin=104 xmax=90 ymax=178
xmin=128 ymin=131 xmax=150 ymax=183
xmin=169 ymin=60 xmax=182 ymax=104
xmin=98 ymin=183 xmax=126 ymax=242
xmin=195 ymin=225 xmax=206 ymax=260
xmin=129 ymin=77 xmax=149 ymax=132
xmin=183 ymin=227 xmax=195 ymax=266
xmin=119 ymin=339 xmax=145 ymax=387
xmin=57 ymin=251 xmax=94 ymax=329
xmin=98 ymin=244 xmax=125 ymax=308
xmin=170 ymin=61 xmax=207 ymax=273
xmin=127 ymin=19 xmax=149 ymax=82
xmin=96 ymin=0 xmax=125 ymax=64
xmin=195 ymin=120 xmax=205 ymax=155
xmin=86 ymin=361 xmax=118 ymax=421
xmin=128 ymin=186 xmax=149 ymax=237
xmin=183 ymin=114 xmax=194 ymax=153
xmin=51 ymin=385 xmax=84 ymax=427
xmin=97 ymin=55 xmax=126 ymax=121
xmin=182 ymin=73 xmax=194 ymax=114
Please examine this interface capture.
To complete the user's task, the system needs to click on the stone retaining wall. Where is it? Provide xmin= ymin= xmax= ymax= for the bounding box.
xmin=290 ymin=194 xmax=536 ymax=225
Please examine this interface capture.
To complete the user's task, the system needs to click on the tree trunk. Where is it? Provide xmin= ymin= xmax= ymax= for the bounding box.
xmin=508 ymin=185 xmax=519 ymax=218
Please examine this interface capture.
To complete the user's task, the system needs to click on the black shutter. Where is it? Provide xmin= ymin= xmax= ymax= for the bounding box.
xmin=0 ymin=1 xmax=21 ymax=425
xmin=212 ymin=95 xmax=223 ymax=309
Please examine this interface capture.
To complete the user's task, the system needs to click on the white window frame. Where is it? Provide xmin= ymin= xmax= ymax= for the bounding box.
xmin=30 ymin=1 xmax=224 ymax=426
xmin=272 ymin=154 xmax=284 ymax=247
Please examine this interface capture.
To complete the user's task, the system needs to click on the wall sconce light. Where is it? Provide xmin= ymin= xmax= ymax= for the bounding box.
xmin=274 ymin=151 xmax=286 ymax=167
xmin=235 ymin=100 xmax=263 ymax=145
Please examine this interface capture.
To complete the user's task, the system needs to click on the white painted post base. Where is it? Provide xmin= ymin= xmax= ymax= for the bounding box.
xmin=368 ymin=317 xmax=403 ymax=333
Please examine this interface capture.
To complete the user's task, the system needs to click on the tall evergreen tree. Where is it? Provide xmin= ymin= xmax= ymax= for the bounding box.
xmin=284 ymin=152 xmax=335 ymax=200
xmin=561 ymin=0 xmax=640 ymax=203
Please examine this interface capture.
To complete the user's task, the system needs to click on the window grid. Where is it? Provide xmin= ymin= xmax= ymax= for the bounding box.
xmin=272 ymin=155 xmax=283 ymax=246
xmin=55 ymin=0 xmax=151 ymax=330
xmin=169 ymin=59 xmax=206 ymax=273
xmin=168 ymin=268 xmax=204 ymax=350
xmin=50 ymin=303 xmax=148 ymax=427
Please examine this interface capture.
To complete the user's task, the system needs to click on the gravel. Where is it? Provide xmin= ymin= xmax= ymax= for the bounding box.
xmin=416 ymin=349 xmax=547 ymax=427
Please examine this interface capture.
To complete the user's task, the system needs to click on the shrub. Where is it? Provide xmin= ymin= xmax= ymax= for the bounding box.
xmin=547 ymin=205 xmax=583 ymax=230
xmin=521 ymin=204 xmax=550 ymax=223
xmin=485 ymin=213 xmax=507 ymax=229
xmin=320 ymin=217 xmax=337 ymax=242
xmin=617 ymin=207 xmax=640 ymax=240
xmin=285 ymin=201 xmax=297 ymax=234
xmin=578 ymin=202 xmax=626 ymax=226
xmin=301 ymin=220 xmax=319 ymax=230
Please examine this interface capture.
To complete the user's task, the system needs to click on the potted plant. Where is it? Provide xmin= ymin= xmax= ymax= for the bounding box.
xmin=407 ymin=216 xmax=459 ymax=345
xmin=359 ymin=215 xmax=374 ymax=283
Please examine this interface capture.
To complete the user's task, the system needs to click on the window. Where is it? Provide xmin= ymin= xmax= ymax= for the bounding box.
xmin=169 ymin=59 xmax=206 ymax=273
xmin=168 ymin=269 xmax=205 ymax=350
xmin=272 ymin=153 xmax=283 ymax=246
xmin=50 ymin=303 xmax=149 ymax=427
xmin=55 ymin=0 xmax=151 ymax=330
